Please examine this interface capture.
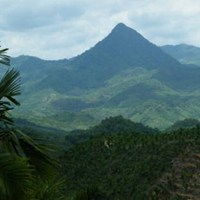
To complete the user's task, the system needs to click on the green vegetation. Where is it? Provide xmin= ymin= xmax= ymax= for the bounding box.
xmin=168 ymin=118 xmax=200 ymax=131
xmin=0 ymin=47 xmax=65 ymax=200
xmin=2 ymin=24 xmax=200 ymax=200
xmin=15 ymin=118 xmax=67 ymax=150
xmin=65 ymin=116 xmax=159 ymax=147
xmin=62 ymin=125 xmax=200 ymax=199
xmin=9 ymin=23 xmax=200 ymax=131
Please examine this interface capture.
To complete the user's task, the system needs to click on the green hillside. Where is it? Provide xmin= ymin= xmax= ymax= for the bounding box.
xmin=8 ymin=23 xmax=200 ymax=131
xmin=65 ymin=116 xmax=159 ymax=147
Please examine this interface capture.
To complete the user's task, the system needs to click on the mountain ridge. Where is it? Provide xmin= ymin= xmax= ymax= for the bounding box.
xmin=161 ymin=44 xmax=200 ymax=66
xmin=34 ymin=23 xmax=188 ymax=93
xmin=8 ymin=23 xmax=200 ymax=130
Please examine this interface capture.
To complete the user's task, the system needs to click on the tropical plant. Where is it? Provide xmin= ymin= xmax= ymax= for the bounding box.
xmin=0 ymin=153 xmax=33 ymax=200
xmin=0 ymin=46 xmax=63 ymax=200
xmin=33 ymin=177 xmax=65 ymax=200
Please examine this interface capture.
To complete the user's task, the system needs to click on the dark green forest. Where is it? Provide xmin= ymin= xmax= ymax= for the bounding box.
xmin=63 ymin=126 xmax=200 ymax=199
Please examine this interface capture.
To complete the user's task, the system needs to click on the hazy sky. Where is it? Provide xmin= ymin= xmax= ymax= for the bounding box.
xmin=1 ymin=0 xmax=200 ymax=59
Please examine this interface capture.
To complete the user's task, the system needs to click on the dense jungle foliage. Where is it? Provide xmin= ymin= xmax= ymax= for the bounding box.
xmin=62 ymin=126 xmax=200 ymax=199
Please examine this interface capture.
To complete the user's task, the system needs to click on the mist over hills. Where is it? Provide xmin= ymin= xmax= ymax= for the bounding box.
xmin=10 ymin=23 xmax=200 ymax=130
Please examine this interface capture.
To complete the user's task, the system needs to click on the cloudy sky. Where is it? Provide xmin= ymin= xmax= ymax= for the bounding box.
xmin=1 ymin=0 xmax=200 ymax=59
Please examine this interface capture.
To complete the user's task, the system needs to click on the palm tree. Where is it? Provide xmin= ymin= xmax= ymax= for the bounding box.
xmin=0 ymin=47 xmax=62 ymax=200
xmin=0 ymin=46 xmax=54 ymax=161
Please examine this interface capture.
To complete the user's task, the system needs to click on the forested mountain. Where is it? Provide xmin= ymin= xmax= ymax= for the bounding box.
xmin=65 ymin=116 xmax=159 ymax=147
xmin=36 ymin=23 xmax=182 ymax=91
xmin=161 ymin=44 xmax=200 ymax=66
xmin=9 ymin=23 xmax=200 ymax=130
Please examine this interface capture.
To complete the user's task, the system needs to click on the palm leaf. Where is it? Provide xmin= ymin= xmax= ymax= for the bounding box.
xmin=0 ymin=128 xmax=57 ymax=172
xmin=0 ymin=48 xmax=10 ymax=66
xmin=0 ymin=69 xmax=21 ymax=104
xmin=0 ymin=153 xmax=33 ymax=200
xmin=33 ymin=177 xmax=65 ymax=200
xmin=18 ymin=129 xmax=58 ymax=174
xmin=0 ymin=45 xmax=61 ymax=200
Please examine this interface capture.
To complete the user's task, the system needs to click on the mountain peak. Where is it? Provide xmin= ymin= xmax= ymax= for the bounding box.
xmin=71 ymin=23 xmax=181 ymax=77
xmin=113 ymin=23 xmax=128 ymax=29
xmin=108 ymin=23 xmax=148 ymax=44
xmin=111 ymin=23 xmax=135 ymax=33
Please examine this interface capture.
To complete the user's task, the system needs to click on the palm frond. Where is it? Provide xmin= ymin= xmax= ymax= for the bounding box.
xmin=0 ymin=129 xmax=23 ymax=155
xmin=0 ymin=128 xmax=57 ymax=172
xmin=33 ymin=177 xmax=66 ymax=200
xmin=18 ymin=129 xmax=59 ymax=175
xmin=0 ymin=45 xmax=62 ymax=200
xmin=0 ymin=69 xmax=21 ymax=104
xmin=0 ymin=48 xmax=10 ymax=66
xmin=0 ymin=153 xmax=33 ymax=200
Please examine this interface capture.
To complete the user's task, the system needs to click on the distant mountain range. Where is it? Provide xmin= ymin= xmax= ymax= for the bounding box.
xmin=161 ymin=44 xmax=200 ymax=66
xmin=9 ymin=23 xmax=200 ymax=130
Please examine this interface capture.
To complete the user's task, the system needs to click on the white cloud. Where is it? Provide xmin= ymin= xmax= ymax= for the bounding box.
xmin=1 ymin=0 xmax=200 ymax=59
